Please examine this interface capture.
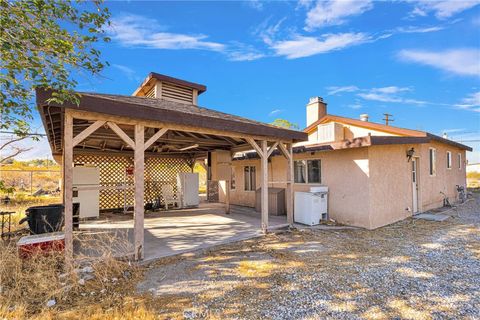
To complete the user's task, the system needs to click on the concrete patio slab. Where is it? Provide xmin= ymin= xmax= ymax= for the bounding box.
xmin=77 ymin=203 xmax=287 ymax=262
xmin=413 ymin=213 xmax=450 ymax=221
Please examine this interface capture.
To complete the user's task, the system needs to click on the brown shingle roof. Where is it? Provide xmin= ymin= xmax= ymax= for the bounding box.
xmin=36 ymin=90 xmax=307 ymax=142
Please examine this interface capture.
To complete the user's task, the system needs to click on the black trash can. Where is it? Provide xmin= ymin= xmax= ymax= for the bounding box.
xmin=25 ymin=205 xmax=64 ymax=234
xmin=50 ymin=203 xmax=80 ymax=230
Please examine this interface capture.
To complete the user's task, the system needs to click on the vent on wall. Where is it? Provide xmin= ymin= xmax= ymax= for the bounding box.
xmin=145 ymin=86 xmax=156 ymax=98
xmin=162 ymin=82 xmax=193 ymax=104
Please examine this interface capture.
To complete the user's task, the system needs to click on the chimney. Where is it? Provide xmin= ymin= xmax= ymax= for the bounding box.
xmin=359 ymin=114 xmax=369 ymax=122
xmin=443 ymin=132 xmax=448 ymax=139
xmin=306 ymin=97 xmax=327 ymax=127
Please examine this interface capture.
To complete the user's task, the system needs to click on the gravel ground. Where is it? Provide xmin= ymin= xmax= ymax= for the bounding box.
xmin=138 ymin=195 xmax=480 ymax=319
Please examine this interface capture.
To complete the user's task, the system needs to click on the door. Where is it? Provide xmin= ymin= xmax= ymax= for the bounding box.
xmin=412 ymin=158 xmax=419 ymax=213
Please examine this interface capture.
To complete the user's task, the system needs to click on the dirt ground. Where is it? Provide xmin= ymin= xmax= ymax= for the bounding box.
xmin=135 ymin=194 xmax=480 ymax=319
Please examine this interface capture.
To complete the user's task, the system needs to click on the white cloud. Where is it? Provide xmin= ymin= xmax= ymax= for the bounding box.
xmin=305 ymin=0 xmax=373 ymax=30
xmin=408 ymin=0 xmax=480 ymax=19
xmin=372 ymin=86 xmax=411 ymax=94
xmin=326 ymin=85 xmax=359 ymax=95
xmin=108 ymin=14 xmax=267 ymax=62
xmin=398 ymin=49 xmax=480 ymax=77
xmin=357 ymin=92 xmax=402 ymax=103
xmin=111 ymin=64 xmax=140 ymax=81
xmin=109 ymin=14 xmax=225 ymax=52
xmin=394 ymin=25 xmax=445 ymax=33
xmin=244 ymin=0 xmax=264 ymax=11
xmin=347 ymin=103 xmax=363 ymax=109
xmin=455 ymin=91 xmax=480 ymax=112
xmin=269 ymin=109 xmax=283 ymax=116
xmin=272 ymin=32 xmax=370 ymax=59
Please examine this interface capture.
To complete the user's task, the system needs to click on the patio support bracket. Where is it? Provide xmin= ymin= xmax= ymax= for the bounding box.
xmin=144 ymin=128 xmax=168 ymax=151
xmin=72 ymin=120 xmax=106 ymax=147
xmin=106 ymin=122 xmax=136 ymax=150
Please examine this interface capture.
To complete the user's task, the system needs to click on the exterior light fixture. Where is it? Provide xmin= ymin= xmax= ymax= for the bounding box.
xmin=406 ymin=147 xmax=415 ymax=162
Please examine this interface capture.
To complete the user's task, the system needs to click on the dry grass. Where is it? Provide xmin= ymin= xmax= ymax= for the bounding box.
xmin=0 ymin=233 xmax=144 ymax=320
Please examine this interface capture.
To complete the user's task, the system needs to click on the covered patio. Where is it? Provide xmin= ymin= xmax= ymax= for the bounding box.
xmin=37 ymin=75 xmax=306 ymax=261
xmin=78 ymin=203 xmax=288 ymax=262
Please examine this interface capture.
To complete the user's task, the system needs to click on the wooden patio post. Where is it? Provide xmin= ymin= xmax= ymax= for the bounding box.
xmin=286 ymin=143 xmax=294 ymax=225
xmin=134 ymin=124 xmax=145 ymax=260
xmin=261 ymin=140 xmax=269 ymax=233
xmin=64 ymin=111 xmax=74 ymax=263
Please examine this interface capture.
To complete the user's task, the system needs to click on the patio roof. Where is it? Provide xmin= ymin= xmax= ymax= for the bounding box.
xmin=36 ymin=89 xmax=307 ymax=156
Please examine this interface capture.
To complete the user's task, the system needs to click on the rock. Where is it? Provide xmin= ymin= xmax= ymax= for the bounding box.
xmin=78 ymin=278 xmax=85 ymax=286
xmin=83 ymin=274 xmax=95 ymax=281
xmin=100 ymin=289 xmax=106 ymax=294
xmin=46 ymin=299 xmax=56 ymax=307
xmin=111 ymin=277 xmax=118 ymax=282
xmin=82 ymin=266 xmax=94 ymax=273
xmin=123 ymin=271 xmax=131 ymax=278
xmin=183 ymin=310 xmax=196 ymax=319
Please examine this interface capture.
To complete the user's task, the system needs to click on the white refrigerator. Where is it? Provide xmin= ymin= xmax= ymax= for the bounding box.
xmin=177 ymin=172 xmax=199 ymax=208
xmin=73 ymin=167 xmax=100 ymax=219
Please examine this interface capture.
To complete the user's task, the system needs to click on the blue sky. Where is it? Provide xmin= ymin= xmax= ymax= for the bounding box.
xmin=20 ymin=0 xmax=480 ymax=161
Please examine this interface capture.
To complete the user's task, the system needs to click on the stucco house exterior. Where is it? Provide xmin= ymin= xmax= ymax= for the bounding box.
xmin=212 ymin=97 xmax=472 ymax=229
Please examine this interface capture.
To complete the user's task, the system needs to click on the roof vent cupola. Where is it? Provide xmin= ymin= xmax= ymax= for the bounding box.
xmin=132 ymin=72 xmax=207 ymax=105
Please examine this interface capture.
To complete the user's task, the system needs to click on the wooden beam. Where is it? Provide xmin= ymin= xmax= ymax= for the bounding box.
xmin=72 ymin=120 xmax=105 ymax=147
xmin=261 ymin=140 xmax=268 ymax=233
xmin=286 ymin=143 xmax=294 ymax=225
xmin=106 ymin=122 xmax=135 ymax=149
xmin=134 ymin=124 xmax=145 ymax=260
xmin=68 ymin=109 xmax=291 ymax=143
xmin=64 ymin=111 xmax=74 ymax=264
xmin=144 ymin=128 xmax=168 ymax=151
xmin=278 ymin=142 xmax=292 ymax=162
xmin=267 ymin=141 xmax=279 ymax=158
xmin=245 ymin=137 xmax=263 ymax=157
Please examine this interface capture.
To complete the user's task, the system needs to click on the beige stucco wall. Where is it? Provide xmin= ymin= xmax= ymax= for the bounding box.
xmin=416 ymin=142 xmax=466 ymax=211
xmin=344 ymin=124 xmax=399 ymax=139
xmin=230 ymin=148 xmax=372 ymax=228
xmin=223 ymin=141 xmax=467 ymax=229
xmin=367 ymin=145 xmax=414 ymax=229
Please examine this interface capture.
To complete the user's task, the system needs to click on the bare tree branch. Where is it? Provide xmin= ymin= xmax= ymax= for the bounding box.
xmin=0 ymin=135 xmax=29 ymax=151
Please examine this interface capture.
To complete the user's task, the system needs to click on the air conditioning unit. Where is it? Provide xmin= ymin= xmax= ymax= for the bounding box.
xmin=294 ymin=186 xmax=328 ymax=226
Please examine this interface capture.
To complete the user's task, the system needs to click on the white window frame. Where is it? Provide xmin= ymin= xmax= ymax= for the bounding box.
xmin=446 ymin=151 xmax=452 ymax=169
xmin=294 ymin=159 xmax=322 ymax=184
xmin=244 ymin=166 xmax=256 ymax=191
xmin=429 ymin=148 xmax=437 ymax=176
xmin=458 ymin=153 xmax=462 ymax=170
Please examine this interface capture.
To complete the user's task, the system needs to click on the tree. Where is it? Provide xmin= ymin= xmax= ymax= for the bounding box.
xmin=0 ymin=0 xmax=111 ymax=135
xmin=0 ymin=135 xmax=34 ymax=164
xmin=270 ymin=118 xmax=300 ymax=130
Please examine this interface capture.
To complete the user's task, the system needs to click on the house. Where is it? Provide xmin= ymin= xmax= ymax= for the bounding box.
xmin=37 ymin=71 xmax=471 ymax=261
xmin=221 ymin=97 xmax=472 ymax=229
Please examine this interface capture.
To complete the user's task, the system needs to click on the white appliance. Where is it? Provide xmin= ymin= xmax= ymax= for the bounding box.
xmin=177 ymin=172 xmax=199 ymax=207
xmin=294 ymin=186 xmax=328 ymax=226
xmin=73 ymin=166 xmax=100 ymax=219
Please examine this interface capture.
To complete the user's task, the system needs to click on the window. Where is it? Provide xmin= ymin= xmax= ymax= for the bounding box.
xmin=458 ymin=153 xmax=462 ymax=170
xmin=429 ymin=148 xmax=436 ymax=176
xmin=294 ymin=159 xmax=321 ymax=183
xmin=244 ymin=166 xmax=256 ymax=191
xmin=447 ymin=151 xmax=452 ymax=169
xmin=294 ymin=160 xmax=306 ymax=183
xmin=231 ymin=167 xmax=236 ymax=190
